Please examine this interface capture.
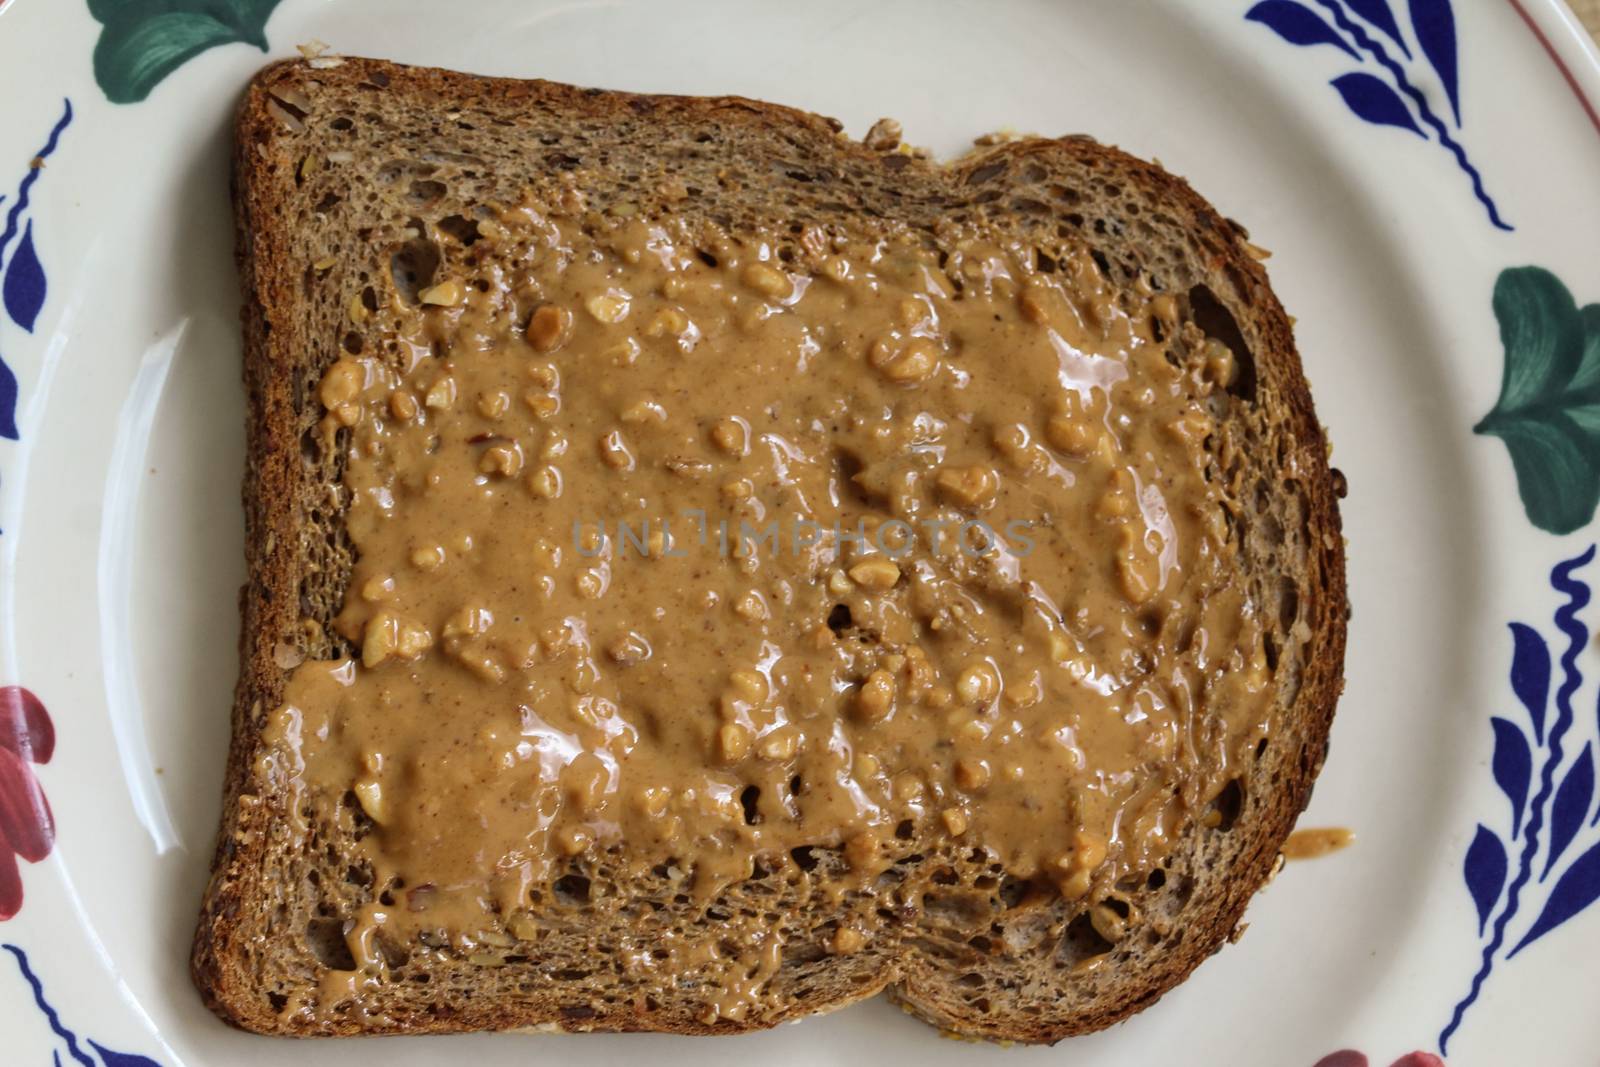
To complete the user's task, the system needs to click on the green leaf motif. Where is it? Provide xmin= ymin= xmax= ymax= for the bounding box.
xmin=1476 ymin=267 xmax=1600 ymax=535
xmin=88 ymin=0 xmax=282 ymax=104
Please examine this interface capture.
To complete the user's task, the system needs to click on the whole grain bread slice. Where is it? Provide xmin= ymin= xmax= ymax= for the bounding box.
xmin=193 ymin=56 xmax=1347 ymax=1042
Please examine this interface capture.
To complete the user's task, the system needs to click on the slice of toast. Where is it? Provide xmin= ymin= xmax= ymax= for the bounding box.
xmin=193 ymin=56 xmax=1346 ymax=1042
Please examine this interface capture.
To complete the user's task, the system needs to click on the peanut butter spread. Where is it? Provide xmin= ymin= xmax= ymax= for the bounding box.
xmin=263 ymin=197 xmax=1272 ymax=1013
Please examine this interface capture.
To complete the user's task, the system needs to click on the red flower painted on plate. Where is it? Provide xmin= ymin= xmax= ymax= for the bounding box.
xmin=1314 ymin=1052 xmax=1446 ymax=1067
xmin=0 ymin=686 xmax=53 ymax=920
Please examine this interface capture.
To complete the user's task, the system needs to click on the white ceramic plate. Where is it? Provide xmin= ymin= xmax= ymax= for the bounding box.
xmin=0 ymin=1 xmax=1597 ymax=1064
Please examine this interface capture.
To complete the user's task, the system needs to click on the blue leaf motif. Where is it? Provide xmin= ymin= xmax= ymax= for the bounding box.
xmin=1245 ymin=1 xmax=1360 ymax=58
xmin=88 ymin=1041 xmax=163 ymax=1067
xmin=1409 ymin=0 xmax=1461 ymax=123
xmin=1 ymin=220 xmax=45 ymax=333
xmin=1344 ymin=0 xmax=1412 ymax=57
xmin=0 ymin=348 xmax=17 ymax=441
xmin=1463 ymin=824 xmax=1507 ymax=933
xmin=1509 ymin=836 xmax=1600 ymax=956
xmin=1509 ymin=621 xmax=1551 ymax=742
xmin=1545 ymin=744 xmax=1595 ymax=878
xmin=1329 ymin=72 xmax=1424 ymax=136
xmin=1490 ymin=716 xmax=1532 ymax=837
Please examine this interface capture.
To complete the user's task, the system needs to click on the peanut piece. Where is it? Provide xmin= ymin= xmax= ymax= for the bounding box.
xmin=935 ymin=465 xmax=999 ymax=508
xmin=953 ymin=756 xmax=991 ymax=792
xmin=418 ymin=279 xmax=465 ymax=306
xmin=718 ymin=723 xmax=752 ymax=763
xmin=526 ymin=305 xmax=572 ymax=351
xmin=955 ymin=662 xmax=1000 ymax=705
xmin=856 ymin=669 xmax=896 ymax=722
xmin=869 ymin=336 xmax=939 ymax=383
xmin=847 ymin=557 xmax=900 ymax=591
xmin=585 ymin=289 xmax=631 ymax=324
xmin=743 ymin=263 xmax=793 ymax=300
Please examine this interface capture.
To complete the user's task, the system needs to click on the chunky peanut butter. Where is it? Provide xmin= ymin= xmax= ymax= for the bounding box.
xmin=264 ymin=196 xmax=1272 ymax=1016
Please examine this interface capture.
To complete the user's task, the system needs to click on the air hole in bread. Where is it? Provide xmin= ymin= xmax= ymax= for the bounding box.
xmin=390 ymin=235 xmax=441 ymax=306
xmin=1188 ymin=284 xmax=1257 ymax=401
xmin=894 ymin=819 xmax=915 ymax=840
xmin=1255 ymin=737 xmax=1269 ymax=761
xmin=313 ymin=192 xmax=341 ymax=214
xmin=740 ymin=785 xmax=761 ymax=825
xmin=437 ymin=213 xmax=481 ymax=245
xmin=790 ymin=846 xmax=819 ymax=871
xmin=1146 ymin=868 xmax=1167 ymax=891
xmin=966 ymin=162 xmax=1005 ymax=186
xmin=305 ymin=917 xmax=358 ymax=970
xmin=1170 ymin=874 xmax=1196 ymax=910
xmin=1059 ymin=912 xmax=1114 ymax=964
xmin=1034 ymin=248 xmax=1057 ymax=274
xmin=696 ymin=248 xmax=718 ymax=268
xmin=379 ymin=937 xmax=409 ymax=969
xmin=998 ymin=875 xmax=1032 ymax=909
xmin=1209 ymin=779 xmax=1245 ymax=832
xmin=826 ymin=604 xmax=852 ymax=634
xmin=342 ymin=330 xmax=363 ymax=355
xmin=1278 ymin=579 xmax=1300 ymax=631
xmin=267 ymin=991 xmax=288 ymax=1012
xmin=1263 ymin=631 xmax=1280 ymax=673
xmin=552 ymin=873 xmax=591 ymax=906
xmin=789 ymin=774 xmax=803 ymax=795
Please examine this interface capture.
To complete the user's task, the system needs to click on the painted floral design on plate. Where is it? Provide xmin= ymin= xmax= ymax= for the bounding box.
xmin=87 ymin=0 xmax=283 ymax=103
xmin=1245 ymin=0 xmax=1512 ymax=229
xmin=1476 ymin=267 xmax=1600 ymax=536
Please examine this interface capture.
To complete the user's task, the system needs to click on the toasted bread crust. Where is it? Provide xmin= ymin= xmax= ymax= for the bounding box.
xmin=193 ymin=57 xmax=1346 ymax=1042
